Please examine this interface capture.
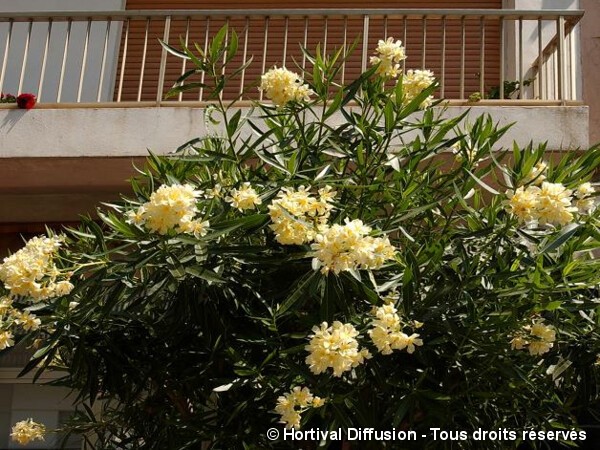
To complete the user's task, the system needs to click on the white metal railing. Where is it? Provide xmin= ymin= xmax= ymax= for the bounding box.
xmin=0 ymin=9 xmax=584 ymax=105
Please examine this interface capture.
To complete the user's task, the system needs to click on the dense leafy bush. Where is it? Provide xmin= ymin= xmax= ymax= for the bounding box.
xmin=1 ymin=27 xmax=600 ymax=449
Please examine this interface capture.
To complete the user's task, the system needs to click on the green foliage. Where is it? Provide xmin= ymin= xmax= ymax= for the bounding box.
xmin=3 ymin=26 xmax=600 ymax=449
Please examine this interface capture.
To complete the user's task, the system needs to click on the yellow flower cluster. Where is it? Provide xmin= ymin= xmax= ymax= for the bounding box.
xmin=0 ymin=236 xmax=73 ymax=301
xmin=402 ymin=69 xmax=436 ymax=109
xmin=370 ymin=37 xmax=407 ymax=78
xmin=268 ymin=186 xmax=336 ymax=245
xmin=10 ymin=419 xmax=46 ymax=445
xmin=504 ymin=181 xmax=587 ymax=226
xmin=0 ymin=296 xmax=42 ymax=350
xmin=522 ymin=161 xmax=548 ymax=185
xmin=511 ymin=320 xmax=556 ymax=356
xmin=275 ymin=386 xmax=325 ymax=429
xmin=311 ymin=219 xmax=396 ymax=275
xmin=305 ymin=321 xmax=372 ymax=377
xmin=575 ymin=182 xmax=596 ymax=213
xmin=225 ymin=182 xmax=262 ymax=211
xmin=0 ymin=330 xmax=14 ymax=350
xmin=368 ymin=303 xmax=423 ymax=355
xmin=127 ymin=184 xmax=209 ymax=237
xmin=259 ymin=67 xmax=314 ymax=107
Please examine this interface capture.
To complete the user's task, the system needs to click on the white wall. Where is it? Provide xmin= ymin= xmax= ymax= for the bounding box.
xmin=0 ymin=0 xmax=126 ymax=102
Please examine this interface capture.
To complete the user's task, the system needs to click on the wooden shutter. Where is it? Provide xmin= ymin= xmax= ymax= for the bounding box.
xmin=117 ymin=1 xmax=502 ymax=101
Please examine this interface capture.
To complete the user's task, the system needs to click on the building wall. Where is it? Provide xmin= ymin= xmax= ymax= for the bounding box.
xmin=580 ymin=0 xmax=600 ymax=144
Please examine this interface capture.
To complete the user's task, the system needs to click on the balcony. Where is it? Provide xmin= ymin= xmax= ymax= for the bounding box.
xmin=0 ymin=8 xmax=589 ymax=222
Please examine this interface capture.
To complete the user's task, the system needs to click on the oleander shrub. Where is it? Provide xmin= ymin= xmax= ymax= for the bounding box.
xmin=1 ymin=26 xmax=600 ymax=449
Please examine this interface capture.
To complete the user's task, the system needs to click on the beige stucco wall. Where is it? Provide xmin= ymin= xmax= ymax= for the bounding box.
xmin=0 ymin=104 xmax=589 ymax=222
xmin=580 ymin=0 xmax=600 ymax=144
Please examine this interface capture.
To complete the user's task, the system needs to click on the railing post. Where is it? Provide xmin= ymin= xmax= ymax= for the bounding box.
xmin=500 ymin=17 xmax=505 ymax=100
xmin=361 ymin=14 xmax=369 ymax=73
xmin=157 ymin=15 xmax=171 ymax=105
xmin=0 ymin=19 xmax=13 ymax=95
xmin=38 ymin=19 xmax=52 ymax=102
xmin=18 ymin=20 xmax=32 ymax=95
xmin=557 ymin=15 xmax=565 ymax=104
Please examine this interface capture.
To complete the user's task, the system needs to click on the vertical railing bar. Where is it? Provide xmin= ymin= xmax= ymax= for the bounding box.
xmin=77 ymin=19 xmax=91 ymax=103
xmin=282 ymin=16 xmax=289 ymax=66
xmin=323 ymin=16 xmax=328 ymax=56
xmin=0 ymin=19 xmax=13 ymax=96
xmin=97 ymin=19 xmax=112 ymax=102
xmin=341 ymin=16 xmax=347 ymax=85
xmin=557 ymin=16 xmax=565 ymax=103
xmin=460 ymin=16 xmax=465 ymax=99
xmin=219 ymin=17 xmax=229 ymax=101
xmin=57 ymin=19 xmax=72 ymax=102
xmin=552 ymin=53 xmax=560 ymax=100
xmin=537 ymin=18 xmax=543 ymax=99
xmin=156 ymin=15 xmax=171 ymax=105
xmin=518 ymin=17 xmax=523 ymax=99
xmin=18 ymin=20 xmax=32 ymax=95
xmin=137 ymin=17 xmax=150 ymax=102
xmin=500 ymin=17 xmax=505 ymax=100
xmin=178 ymin=17 xmax=191 ymax=102
xmin=117 ymin=18 xmax=129 ymax=102
xmin=384 ymin=15 xmax=388 ymax=38
xmin=222 ymin=17 xmax=229 ymax=75
xmin=38 ymin=20 xmax=52 ymax=102
xmin=260 ymin=16 xmax=269 ymax=101
xmin=441 ymin=16 xmax=446 ymax=98
xmin=361 ymin=15 xmax=369 ymax=72
xmin=302 ymin=16 xmax=308 ymax=70
xmin=569 ymin=28 xmax=576 ymax=100
xmin=402 ymin=16 xmax=407 ymax=73
xmin=239 ymin=17 xmax=249 ymax=96
xmin=421 ymin=16 xmax=426 ymax=69
xmin=0 ymin=19 xmax=13 ymax=95
xmin=199 ymin=17 xmax=210 ymax=101
xmin=479 ymin=16 xmax=485 ymax=96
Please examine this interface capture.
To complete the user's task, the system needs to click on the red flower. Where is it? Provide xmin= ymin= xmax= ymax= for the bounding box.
xmin=16 ymin=93 xmax=36 ymax=110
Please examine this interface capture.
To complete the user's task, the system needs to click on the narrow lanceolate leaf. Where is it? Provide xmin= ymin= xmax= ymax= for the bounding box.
xmin=465 ymin=168 xmax=500 ymax=195
xmin=159 ymin=40 xmax=191 ymax=60
xmin=538 ymin=223 xmax=581 ymax=254
xmin=276 ymin=272 xmax=318 ymax=317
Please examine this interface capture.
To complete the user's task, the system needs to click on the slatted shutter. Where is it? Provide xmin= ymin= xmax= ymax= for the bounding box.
xmin=117 ymin=1 xmax=502 ymax=101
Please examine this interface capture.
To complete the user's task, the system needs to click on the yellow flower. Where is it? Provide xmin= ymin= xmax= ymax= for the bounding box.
xmin=535 ymin=182 xmax=577 ymax=226
xmin=528 ymin=340 xmax=553 ymax=356
xmin=179 ymin=219 xmax=210 ymax=238
xmin=0 ymin=236 xmax=70 ymax=301
xmin=368 ymin=304 xmax=424 ymax=355
xmin=370 ymin=37 xmax=406 ymax=78
xmin=510 ymin=336 xmax=527 ymax=350
xmin=504 ymin=187 xmax=539 ymax=223
xmin=402 ymin=69 xmax=435 ymax=108
xmin=575 ymin=182 xmax=596 ymax=214
xmin=13 ymin=311 xmax=41 ymax=331
xmin=260 ymin=67 xmax=313 ymax=107
xmin=305 ymin=321 xmax=371 ymax=377
xmin=269 ymin=186 xmax=336 ymax=245
xmin=522 ymin=161 xmax=548 ymax=185
xmin=512 ymin=320 xmax=556 ymax=357
xmin=10 ymin=419 xmax=46 ymax=445
xmin=0 ymin=331 xmax=14 ymax=350
xmin=0 ymin=296 xmax=13 ymax=315
xmin=275 ymin=386 xmax=325 ymax=429
xmin=225 ymin=182 xmax=262 ymax=211
xmin=311 ymin=219 xmax=395 ymax=274
xmin=129 ymin=184 xmax=203 ymax=235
